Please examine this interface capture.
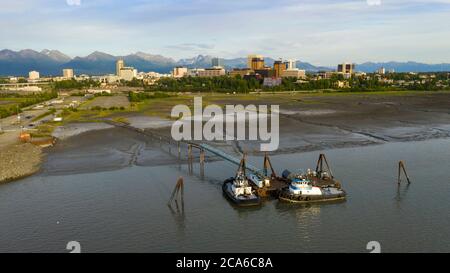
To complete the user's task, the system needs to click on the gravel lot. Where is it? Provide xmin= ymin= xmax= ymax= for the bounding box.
xmin=80 ymin=96 xmax=130 ymax=110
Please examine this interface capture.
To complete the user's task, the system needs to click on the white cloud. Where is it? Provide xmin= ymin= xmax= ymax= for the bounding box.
xmin=367 ymin=0 xmax=382 ymax=6
xmin=66 ymin=0 xmax=81 ymax=6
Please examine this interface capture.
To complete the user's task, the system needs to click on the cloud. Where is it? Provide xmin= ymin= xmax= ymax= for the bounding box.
xmin=167 ymin=43 xmax=215 ymax=51
xmin=1 ymin=0 xmax=450 ymax=64
xmin=367 ymin=0 xmax=381 ymax=6
xmin=66 ymin=0 xmax=81 ymax=6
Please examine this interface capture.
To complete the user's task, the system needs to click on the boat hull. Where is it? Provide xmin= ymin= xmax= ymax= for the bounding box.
xmin=278 ymin=188 xmax=346 ymax=204
xmin=222 ymin=179 xmax=261 ymax=207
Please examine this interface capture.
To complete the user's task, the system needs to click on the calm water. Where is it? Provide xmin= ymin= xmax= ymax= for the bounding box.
xmin=0 ymin=139 xmax=449 ymax=253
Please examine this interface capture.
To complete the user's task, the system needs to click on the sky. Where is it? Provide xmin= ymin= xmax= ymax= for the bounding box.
xmin=1 ymin=0 xmax=450 ymax=65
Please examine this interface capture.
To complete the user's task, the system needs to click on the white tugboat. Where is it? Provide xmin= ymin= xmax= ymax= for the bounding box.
xmin=222 ymin=156 xmax=261 ymax=207
xmin=279 ymin=173 xmax=346 ymax=203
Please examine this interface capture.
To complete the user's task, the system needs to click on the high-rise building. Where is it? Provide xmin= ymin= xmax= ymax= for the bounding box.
xmin=116 ymin=59 xmax=125 ymax=76
xmin=286 ymin=60 xmax=296 ymax=70
xmin=172 ymin=67 xmax=188 ymax=78
xmin=337 ymin=63 xmax=355 ymax=74
xmin=376 ymin=67 xmax=386 ymax=75
xmin=28 ymin=71 xmax=40 ymax=80
xmin=250 ymin=57 xmax=265 ymax=70
xmin=247 ymin=54 xmax=264 ymax=69
xmin=274 ymin=60 xmax=287 ymax=78
xmin=119 ymin=67 xmax=136 ymax=81
xmin=63 ymin=69 xmax=74 ymax=79
xmin=211 ymin=57 xmax=224 ymax=68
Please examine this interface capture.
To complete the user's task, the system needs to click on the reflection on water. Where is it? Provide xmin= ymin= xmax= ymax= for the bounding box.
xmin=0 ymin=138 xmax=449 ymax=253
xmin=395 ymin=183 xmax=411 ymax=202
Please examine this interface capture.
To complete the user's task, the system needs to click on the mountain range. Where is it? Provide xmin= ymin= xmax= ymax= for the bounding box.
xmin=1 ymin=49 xmax=450 ymax=76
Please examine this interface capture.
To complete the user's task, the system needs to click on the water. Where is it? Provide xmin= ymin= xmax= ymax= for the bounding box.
xmin=0 ymin=139 xmax=449 ymax=253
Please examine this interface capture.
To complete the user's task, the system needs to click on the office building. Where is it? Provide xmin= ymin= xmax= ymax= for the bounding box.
xmin=337 ymin=63 xmax=355 ymax=74
xmin=274 ymin=60 xmax=287 ymax=78
xmin=317 ymin=71 xmax=335 ymax=80
xmin=286 ymin=60 xmax=296 ymax=70
xmin=28 ymin=71 xmax=40 ymax=80
xmin=119 ymin=67 xmax=137 ymax=81
xmin=376 ymin=67 xmax=386 ymax=75
xmin=229 ymin=68 xmax=253 ymax=78
xmin=281 ymin=69 xmax=306 ymax=79
xmin=116 ymin=59 xmax=125 ymax=76
xmin=198 ymin=67 xmax=226 ymax=77
xmin=211 ymin=57 xmax=224 ymax=68
xmin=187 ymin=68 xmax=205 ymax=77
xmin=63 ymin=69 xmax=74 ymax=79
xmin=172 ymin=67 xmax=188 ymax=78
xmin=251 ymin=57 xmax=265 ymax=70
xmin=255 ymin=68 xmax=275 ymax=78
xmin=115 ymin=59 xmax=138 ymax=81
xmin=247 ymin=54 xmax=264 ymax=70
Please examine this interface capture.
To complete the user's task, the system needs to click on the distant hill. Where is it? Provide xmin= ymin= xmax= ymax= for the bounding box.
xmin=357 ymin=62 xmax=450 ymax=73
xmin=0 ymin=49 xmax=69 ymax=76
xmin=1 ymin=49 xmax=449 ymax=76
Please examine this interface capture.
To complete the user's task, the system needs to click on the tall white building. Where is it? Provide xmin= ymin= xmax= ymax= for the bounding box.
xmin=286 ymin=60 xmax=296 ymax=70
xmin=116 ymin=59 xmax=125 ymax=76
xmin=63 ymin=69 xmax=74 ymax=79
xmin=376 ymin=67 xmax=386 ymax=75
xmin=28 ymin=71 xmax=40 ymax=80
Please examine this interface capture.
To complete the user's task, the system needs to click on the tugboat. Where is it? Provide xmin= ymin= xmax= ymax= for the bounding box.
xmin=282 ymin=154 xmax=343 ymax=189
xmin=222 ymin=156 xmax=261 ymax=207
xmin=279 ymin=154 xmax=346 ymax=203
xmin=279 ymin=173 xmax=346 ymax=203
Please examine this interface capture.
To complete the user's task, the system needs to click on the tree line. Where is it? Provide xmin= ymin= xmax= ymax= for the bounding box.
xmin=0 ymin=91 xmax=58 ymax=118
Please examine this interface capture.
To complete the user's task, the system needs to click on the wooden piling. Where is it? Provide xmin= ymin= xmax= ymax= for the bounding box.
xmin=200 ymin=149 xmax=205 ymax=165
xmin=398 ymin=161 xmax=411 ymax=185
xmin=188 ymin=145 xmax=193 ymax=162
xmin=200 ymin=149 xmax=205 ymax=178
xmin=168 ymin=177 xmax=184 ymax=206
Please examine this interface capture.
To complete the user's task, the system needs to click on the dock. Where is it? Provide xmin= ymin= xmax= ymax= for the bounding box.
xmin=104 ymin=120 xmax=289 ymax=196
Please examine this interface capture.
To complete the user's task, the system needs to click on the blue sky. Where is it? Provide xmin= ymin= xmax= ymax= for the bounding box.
xmin=1 ymin=0 xmax=450 ymax=65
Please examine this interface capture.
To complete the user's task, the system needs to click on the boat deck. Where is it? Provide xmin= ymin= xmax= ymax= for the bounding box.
xmin=308 ymin=176 xmax=342 ymax=189
xmin=254 ymin=177 xmax=289 ymax=198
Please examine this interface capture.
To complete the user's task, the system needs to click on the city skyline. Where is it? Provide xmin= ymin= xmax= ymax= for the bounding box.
xmin=1 ymin=0 xmax=450 ymax=65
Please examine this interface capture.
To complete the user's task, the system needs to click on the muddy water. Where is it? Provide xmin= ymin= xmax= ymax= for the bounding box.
xmin=0 ymin=138 xmax=449 ymax=253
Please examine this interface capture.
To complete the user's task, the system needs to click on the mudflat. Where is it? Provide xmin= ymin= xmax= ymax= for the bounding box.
xmin=41 ymin=91 xmax=450 ymax=176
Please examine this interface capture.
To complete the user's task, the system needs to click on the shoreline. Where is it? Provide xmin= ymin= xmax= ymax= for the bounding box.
xmin=3 ymin=120 xmax=450 ymax=181
xmin=0 ymin=143 xmax=43 ymax=184
xmin=2 ymin=90 xmax=450 ymax=182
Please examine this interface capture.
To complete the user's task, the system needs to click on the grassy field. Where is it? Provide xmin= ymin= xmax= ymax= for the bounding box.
xmin=56 ymin=89 xmax=450 ymax=123
xmin=0 ymin=98 xmax=24 ymax=118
